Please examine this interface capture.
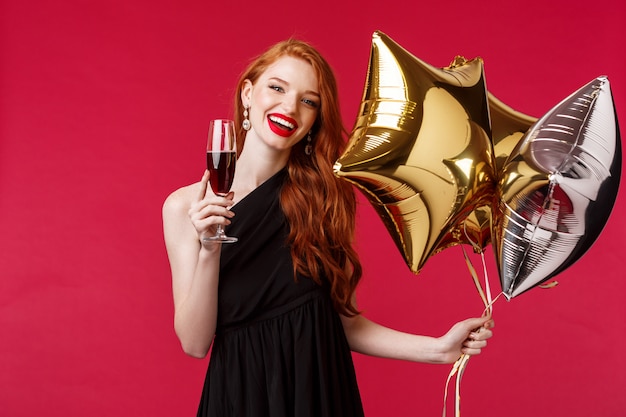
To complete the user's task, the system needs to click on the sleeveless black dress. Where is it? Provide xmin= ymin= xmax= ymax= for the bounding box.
xmin=196 ymin=169 xmax=364 ymax=417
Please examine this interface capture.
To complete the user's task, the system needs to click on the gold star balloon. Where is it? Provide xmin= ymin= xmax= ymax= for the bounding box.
xmin=334 ymin=31 xmax=495 ymax=274
xmin=488 ymin=92 xmax=538 ymax=173
xmin=437 ymin=93 xmax=539 ymax=254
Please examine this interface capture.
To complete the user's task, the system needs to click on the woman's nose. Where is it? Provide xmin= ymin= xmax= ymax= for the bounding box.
xmin=281 ymin=94 xmax=298 ymax=114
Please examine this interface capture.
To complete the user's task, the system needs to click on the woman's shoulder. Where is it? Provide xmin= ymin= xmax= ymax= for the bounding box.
xmin=163 ymin=181 xmax=201 ymax=217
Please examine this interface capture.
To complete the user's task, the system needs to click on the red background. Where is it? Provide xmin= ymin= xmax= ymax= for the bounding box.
xmin=1 ymin=0 xmax=625 ymax=416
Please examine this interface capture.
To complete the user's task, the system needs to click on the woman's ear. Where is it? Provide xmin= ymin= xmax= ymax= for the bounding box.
xmin=241 ymin=79 xmax=252 ymax=107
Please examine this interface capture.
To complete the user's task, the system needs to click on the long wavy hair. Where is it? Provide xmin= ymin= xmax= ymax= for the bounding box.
xmin=233 ymin=39 xmax=362 ymax=316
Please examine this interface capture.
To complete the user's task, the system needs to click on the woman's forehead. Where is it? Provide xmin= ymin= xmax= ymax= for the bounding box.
xmin=260 ymin=56 xmax=318 ymax=86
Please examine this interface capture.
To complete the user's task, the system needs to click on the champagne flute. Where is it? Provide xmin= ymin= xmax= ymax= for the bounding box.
xmin=203 ymin=119 xmax=238 ymax=243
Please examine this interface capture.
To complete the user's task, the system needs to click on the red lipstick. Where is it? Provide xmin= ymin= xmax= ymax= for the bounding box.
xmin=267 ymin=113 xmax=298 ymax=138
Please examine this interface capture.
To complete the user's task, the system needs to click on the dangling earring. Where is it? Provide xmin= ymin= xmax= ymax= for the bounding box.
xmin=304 ymin=131 xmax=313 ymax=155
xmin=242 ymin=105 xmax=251 ymax=131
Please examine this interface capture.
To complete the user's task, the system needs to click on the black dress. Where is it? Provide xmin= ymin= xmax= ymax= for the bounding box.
xmin=196 ymin=169 xmax=364 ymax=417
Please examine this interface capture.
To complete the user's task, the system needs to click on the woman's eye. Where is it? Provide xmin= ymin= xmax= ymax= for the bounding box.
xmin=302 ymin=98 xmax=319 ymax=108
xmin=269 ymin=85 xmax=284 ymax=92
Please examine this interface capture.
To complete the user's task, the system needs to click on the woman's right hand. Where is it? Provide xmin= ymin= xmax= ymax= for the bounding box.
xmin=188 ymin=170 xmax=235 ymax=244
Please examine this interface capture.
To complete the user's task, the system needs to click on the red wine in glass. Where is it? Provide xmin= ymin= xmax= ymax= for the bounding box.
xmin=207 ymin=151 xmax=236 ymax=195
xmin=204 ymin=119 xmax=238 ymax=243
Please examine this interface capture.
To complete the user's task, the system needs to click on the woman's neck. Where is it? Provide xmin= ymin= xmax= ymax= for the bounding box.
xmin=230 ymin=138 xmax=290 ymax=203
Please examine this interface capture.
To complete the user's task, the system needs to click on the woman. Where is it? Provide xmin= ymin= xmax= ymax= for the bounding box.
xmin=163 ymin=39 xmax=493 ymax=417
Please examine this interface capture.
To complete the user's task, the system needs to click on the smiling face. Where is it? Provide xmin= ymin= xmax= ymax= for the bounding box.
xmin=241 ymin=56 xmax=320 ymax=155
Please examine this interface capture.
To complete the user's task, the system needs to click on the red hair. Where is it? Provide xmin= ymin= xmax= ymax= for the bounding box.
xmin=233 ymin=39 xmax=362 ymax=316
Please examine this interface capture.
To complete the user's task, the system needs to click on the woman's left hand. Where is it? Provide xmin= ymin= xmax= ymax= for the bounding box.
xmin=437 ymin=316 xmax=494 ymax=363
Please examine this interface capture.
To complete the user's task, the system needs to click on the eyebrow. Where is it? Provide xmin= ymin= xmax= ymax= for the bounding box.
xmin=268 ymin=77 xmax=320 ymax=97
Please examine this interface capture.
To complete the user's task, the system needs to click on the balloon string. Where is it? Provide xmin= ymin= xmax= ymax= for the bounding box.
xmin=442 ymin=246 xmax=502 ymax=417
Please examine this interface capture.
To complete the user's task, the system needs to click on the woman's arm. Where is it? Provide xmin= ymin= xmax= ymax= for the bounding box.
xmin=340 ymin=313 xmax=493 ymax=364
xmin=162 ymin=171 xmax=235 ymax=358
